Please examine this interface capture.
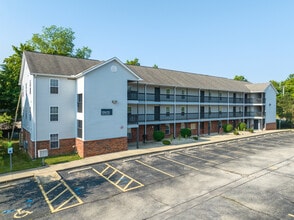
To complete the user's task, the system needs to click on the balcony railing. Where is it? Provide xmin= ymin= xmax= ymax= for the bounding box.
xmin=128 ymin=111 xmax=264 ymax=124
xmin=128 ymin=92 xmax=247 ymax=104
xmin=245 ymin=98 xmax=266 ymax=104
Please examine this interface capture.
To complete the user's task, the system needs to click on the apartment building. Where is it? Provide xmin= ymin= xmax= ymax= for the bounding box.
xmin=19 ymin=51 xmax=277 ymax=158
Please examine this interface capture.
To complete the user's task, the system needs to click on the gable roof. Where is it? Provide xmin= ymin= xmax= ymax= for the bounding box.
xmin=24 ymin=51 xmax=102 ymax=76
xmin=21 ymin=51 xmax=272 ymax=93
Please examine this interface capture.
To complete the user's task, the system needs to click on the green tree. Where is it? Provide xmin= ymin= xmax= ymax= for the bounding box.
xmin=0 ymin=25 xmax=92 ymax=115
xmin=153 ymin=64 xmax=158 ymax=69
xmin=233 ymin=75 xmax=248 ymax=82
xmin=126 ymin=58 xmax=140 ymax=66
xmin=28 ymin=25 xmax=91 ymax=58
xmin=0 ymin=44 xmax=34 ymax=115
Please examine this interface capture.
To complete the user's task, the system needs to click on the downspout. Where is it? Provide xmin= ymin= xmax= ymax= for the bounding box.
xmin=227 ymin=91 xmax=229 ymax=124
xmin=144 ymin=84 xmax=147 ymax=140
xmin=173 ymin=87 xmax=177 ymax=138
xmin=34 ymin=75 xmax=37 ymax=159
xmin=136 ymin=81 xmax=139 ymax=149
xmin=198 ymin=89 xmax=200 ymax=136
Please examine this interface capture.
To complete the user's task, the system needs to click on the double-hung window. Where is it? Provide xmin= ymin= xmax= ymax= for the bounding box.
xmin=77 ymin=94 xmax=83 ymax=113
xmin=50 ymin=79 xmax=58 ymax=94
xmin=50 ymin=134 xmax=59 ymax=149
xmin=50 ymin=107 xmax=58 ymax=121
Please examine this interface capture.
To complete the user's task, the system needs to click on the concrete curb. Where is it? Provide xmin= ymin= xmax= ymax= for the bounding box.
xmin=0 ymin=129 xmax=291 ymax=184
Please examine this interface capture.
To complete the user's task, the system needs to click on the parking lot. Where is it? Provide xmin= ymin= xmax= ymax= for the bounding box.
xmin=1 ymin=131 xmax=293 ymax=219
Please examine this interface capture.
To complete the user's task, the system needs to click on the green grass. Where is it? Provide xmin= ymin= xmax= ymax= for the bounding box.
xmin=0 ymin=140 xmax=81 ymax=174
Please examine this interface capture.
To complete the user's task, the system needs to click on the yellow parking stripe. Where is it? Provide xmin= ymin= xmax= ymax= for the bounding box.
xmin=157 ymin=155 xmax=200 ymax=171
xmin=176 ymin=152 xmax=219 ymax=164
xmin=92 ymin=163 xmax=144 ymax=192
xmin=46 ymin=182 xmax=62 ymax=195
xmin=135 ymin=160 xmax=174 ymax=177
xmin=202 ymin=150 xmax=235 ymax=159
xmin=35 ymin=176 xmax=83 ymax=213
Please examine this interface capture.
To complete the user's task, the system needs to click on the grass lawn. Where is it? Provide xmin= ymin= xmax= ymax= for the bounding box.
xmin=0 ymin=139 xmax=81 ymax=174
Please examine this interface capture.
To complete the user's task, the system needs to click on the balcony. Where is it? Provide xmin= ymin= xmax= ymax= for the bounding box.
xmin=245 ymin=112 xmax=265 ymax=117
xmin=245 ymin=98 xmax=266 ymax=104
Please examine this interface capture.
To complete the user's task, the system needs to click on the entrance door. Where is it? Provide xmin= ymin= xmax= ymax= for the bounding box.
xmin=254 ymin=120 xmax=259 ymax=129
xmin=200 ymin=106 xmax=205 ymax=118
xmin=200 ymin=91 xmax=205 ymax=102
xmin=155 ymin=87 xmax=160 ymax=102
xmin=154 ymin=106 xmax=160 ymax=121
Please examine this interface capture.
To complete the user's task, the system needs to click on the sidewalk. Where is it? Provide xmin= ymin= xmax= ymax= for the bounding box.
xmin=0 ymin=130 xmax=284 ymax=184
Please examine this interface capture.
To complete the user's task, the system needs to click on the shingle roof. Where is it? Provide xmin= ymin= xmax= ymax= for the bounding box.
xmin=23 ymin=51 xmax=270 ymax=93
xmin=245 ymin=83 xmax=271 ymax=92
xmin=24 ymin=51 xmax=102 ymax=76
xmin=127 ymin=65 xmax=252 ymax=92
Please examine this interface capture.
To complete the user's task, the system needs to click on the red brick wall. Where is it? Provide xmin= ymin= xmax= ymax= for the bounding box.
xmin=75 ymin=138 xmax=84 ymax=158
xmin=82 ymin=137 xmax=127 ymax=158
xmin=22 ymin=129 xmax=34 ymax=158
xmin=265 ymin=122 xmax=276 ymax=130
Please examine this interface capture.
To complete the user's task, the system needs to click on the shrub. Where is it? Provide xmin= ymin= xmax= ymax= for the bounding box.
xmin=233 ymin=129 xmax=240 ymax=135
xmin=247 ymin=128 xmax=254 ymax=133
xmin=192 ymin=136 xmax=198 ymax=140
xmin=223 ymin=124 xmax=233 ymax=132
xmin=153 ymin=131 xmax=165 ymax=141
xmin=162 ymin=139 xmax=171 ymax=145
xmin=238 ymin=122 xmax=247 ymax=131
xmin=180 ymin=128 xmax=191 ymax=138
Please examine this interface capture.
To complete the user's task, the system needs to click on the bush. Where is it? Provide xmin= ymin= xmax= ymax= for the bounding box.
xmin=192 ymin=136 xmax=198 ymax=140
xmin=162 ymin=139 xmax=171 ymax=145
xmin=223 ymin=124 xmax=233 ymax=132
xmin=238 ymin=122 xmax=247 ymax=131
xmin=180 ymin=128 xmax=191 ymax=138
xmin=247 ymin=128 xmax=254 ymax=133
xmin=153 ymin=131 xmax=165 ymax=141
xmin=233 ymin=129 xmax=240 ymax=135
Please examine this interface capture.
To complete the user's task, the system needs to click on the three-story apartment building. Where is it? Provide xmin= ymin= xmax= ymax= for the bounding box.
xmin=19 ymin=51 xmax=277 ymax=158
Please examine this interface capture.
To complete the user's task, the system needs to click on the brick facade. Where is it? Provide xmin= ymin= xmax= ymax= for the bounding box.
xmin=82 ymin=137 xmax=127 ymax=157
xmin=265 ymin=122 xmax=276 ymax=130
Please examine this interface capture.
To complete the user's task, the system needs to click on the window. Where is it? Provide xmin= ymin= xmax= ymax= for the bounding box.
xmin=128 ymin=106 xmax=132 ymax=114
xmin=77 ymin=94 xmax=83 ymax=113
xmin=166 ymin=106 xmax=170 ymax=116
xmin=219 ymin=92 xmax=222 ymax=100
xmin=166 ymin=89 xmax=170 ymax=99
xmin=165 ymin=124 xmax=170 ymax=135
xmin=218 ymin=106 xmax=222 ymax=115
xmin=50 ymin=107 xmax=58 ymax=121
xmin=181 ymin=106 xmax=185 ymax=116
xmin=208 ymin=106 xmax=211 ymax=115
xmin=50 ymin=79 xmax=58 ymax=94
xmin=77 ymin=120 xmax=82 ymax=138
xmin=181 ymin=89 xmax=185 ymax=99
xmin=50 ymin=134 xmax=59 ymax=149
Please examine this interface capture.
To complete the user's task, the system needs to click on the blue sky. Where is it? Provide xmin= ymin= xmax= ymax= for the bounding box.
xmin=1 ymin=0 xmax=294 ymax=83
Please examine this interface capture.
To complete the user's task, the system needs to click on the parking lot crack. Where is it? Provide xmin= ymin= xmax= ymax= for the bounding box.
xmin=220 ymin=195 xmax=280 ymax=220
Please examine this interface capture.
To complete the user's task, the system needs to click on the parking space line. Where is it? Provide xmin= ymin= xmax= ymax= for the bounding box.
xmin=175 ymin=152 xmax=219 ymax=164
xmin=135 ymin=160 xmax=175 ymax=178
xmin=288 ymin=213 xmax=294 ymax=218
xmin=157 ymin=155 xmax=200 ymax=171
xmin=92 ymin=163 xmax=144 ymax=192
xmin=68 ymin=166 xmax=92 ymax=174
xmin=46 ymin=182 xmax=62 ymax=195
xmin=201 ymin=150 xmax=236 ymax=159
xmin=35 ymin=176 xmax=83 ymax=213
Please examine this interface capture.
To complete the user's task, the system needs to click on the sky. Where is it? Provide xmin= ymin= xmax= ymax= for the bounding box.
xmin=1 ymin=0 xmax=294 ymax=83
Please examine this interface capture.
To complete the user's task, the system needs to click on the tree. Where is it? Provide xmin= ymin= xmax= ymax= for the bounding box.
xmin=126 ymin=58 xmax=140 ymax=66
xmin=153 ymin=64 xmax=158 ymax=69
xmin=233 ymin=75 xmax=248 ymax=82
xmin=0 ymin=44 xmax=34 ymax=115
xmin=0 ymin=25 xmax=92 ymax=115
xmin=27 ymin=25 xmax=91 ymax=58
